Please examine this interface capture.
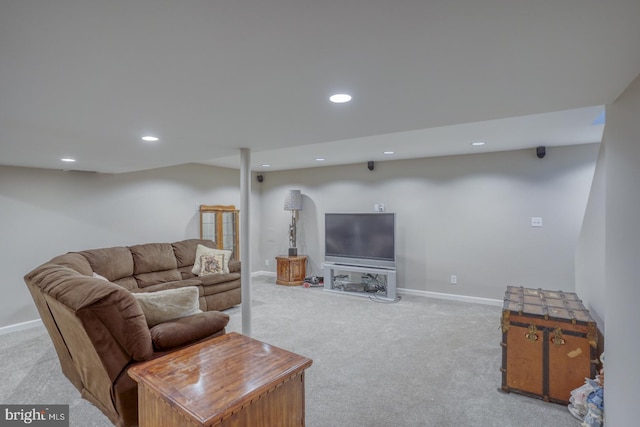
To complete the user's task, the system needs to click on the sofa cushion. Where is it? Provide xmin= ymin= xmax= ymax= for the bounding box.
xmin=177 ymin=266 xmax=197 ymax=280
xmin=112 ymin=277 xmax=138 ymax=291
xmin=201 ymin=278 xmax=241 ymax=296
xmin=79 ymin=247 xmax=134 ymax=281
xmin=203 ymin=288 xmax=241 ymax=312
xmin=132 ymin=287 xmax=202 ymax=327
xmin=198 ymin=272 xmax=241 ymax=288
xmin=130 ymin=243 xmax=177 ymax=274
xmin=192 ymin=245 xmax=232 ymax=275
xmin=149 ymin=311 xmax=229 ymax=351
xmin=134 ymin=270 xmax=182 ymax=288
xmin=172 ymin=239 xmax=215 ymax=268
xmin=50 ymin=253 xmax=93 ymax=276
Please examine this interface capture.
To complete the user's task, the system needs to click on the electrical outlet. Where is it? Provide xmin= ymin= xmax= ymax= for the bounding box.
xmin=265 ymin=259 xmax=269 ymax=267
xmin=450 ymin=275 xmax=457 ymax=285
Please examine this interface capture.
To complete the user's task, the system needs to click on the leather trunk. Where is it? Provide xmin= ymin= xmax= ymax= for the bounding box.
xmin=500 ymin=286 xmax=598 ymax=404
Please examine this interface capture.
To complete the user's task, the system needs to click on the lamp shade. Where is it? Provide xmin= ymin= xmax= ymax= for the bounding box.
xmin=284 ymin=190 xmax=302 ymax=211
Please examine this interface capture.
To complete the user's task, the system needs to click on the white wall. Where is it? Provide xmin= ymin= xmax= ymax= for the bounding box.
xmin=601 ymin=73 xmax=640 ymax=426
xmin=258 ymin=144 xmax=599 ymax=300
xmin=2 ymin=143 xmax=599 ymax=329
xmin=575 ymin=143 xmax=606 ymax=326
xmin=0 ymin=163 xmax=261 ymax=328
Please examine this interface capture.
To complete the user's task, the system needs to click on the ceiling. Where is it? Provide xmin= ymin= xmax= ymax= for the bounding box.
xmin=1 ymin=1 xmax=639 ymax=174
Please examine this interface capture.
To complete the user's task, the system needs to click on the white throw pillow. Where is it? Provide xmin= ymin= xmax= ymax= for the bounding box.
xmin=132 ymin=287 xmax=202 ymax=327
xmin=191 ymin=244 xmax=232 ymax=275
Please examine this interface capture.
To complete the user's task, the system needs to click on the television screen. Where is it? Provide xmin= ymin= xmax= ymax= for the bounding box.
xmin=324 ymin=213 xmax=395 ymax=268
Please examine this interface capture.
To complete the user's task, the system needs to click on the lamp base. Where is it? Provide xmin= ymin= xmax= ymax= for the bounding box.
xmin=288 ymin=247 xmax=298 ymax=256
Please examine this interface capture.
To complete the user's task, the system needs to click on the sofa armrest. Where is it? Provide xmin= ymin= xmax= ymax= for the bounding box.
xmin=75 ymin=282 xmax=154 ymax=363
xmin=27 ymin=263 xmax=154 ymax=363
xmin=228 ymin=260 xmax=241 ymax=273
xmin=149 ymin=311 xmax=230 ymax=351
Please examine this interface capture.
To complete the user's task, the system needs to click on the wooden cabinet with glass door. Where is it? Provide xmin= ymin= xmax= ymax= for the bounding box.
xmin=200 ymin=205 xmax=239 ymax=260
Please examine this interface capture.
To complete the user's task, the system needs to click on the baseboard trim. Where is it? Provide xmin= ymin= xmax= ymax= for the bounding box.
xmin=248 ymin=273 xmax=502 ymax=306
xmin=397 ymin=287 xmax=503 ymax=307
xmin=251 ymin=271 xmax=276 ymax=278
xmin=0 ymin=319 xmax=43 ymax=336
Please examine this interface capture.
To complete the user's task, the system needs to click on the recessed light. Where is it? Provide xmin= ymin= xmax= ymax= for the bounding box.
xmin=142 ymin=136 xmax=159 ymax=142
xmin=61 ymin=158 xmax=76 ymax=162
xmin=315 ymin=158 xmax=326 ymax=161
xmin=261 ymin=164 xmax=271 ymax=167
xmin=329 ymin=93 xmax=352 ymax=103
xmin=383 ymin=151 xmax=395 ymax=155
xmin=471 ymin=141 xmax=485 ymax=146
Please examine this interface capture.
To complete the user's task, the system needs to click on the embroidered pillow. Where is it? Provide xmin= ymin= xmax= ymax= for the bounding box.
xmin=191 ymin=244 xmax=232 ymax=275
xmin=199 ymin=253 xmax=225 ymax=276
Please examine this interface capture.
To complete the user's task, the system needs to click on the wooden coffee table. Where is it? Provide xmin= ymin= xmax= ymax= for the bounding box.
xmin=128 ymin=332 xmax=313 ymax=427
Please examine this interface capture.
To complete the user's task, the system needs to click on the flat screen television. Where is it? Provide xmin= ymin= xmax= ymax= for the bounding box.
xmin=324 ymin=212 xmax=396 ymax=269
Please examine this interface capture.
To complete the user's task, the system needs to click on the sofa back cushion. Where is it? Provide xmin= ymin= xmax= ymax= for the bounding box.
xmin=172 ymin=239 xmax=216 ymax=267
xmin=49 ymin=253 xmax=94 ymax=276
xmin=129 ymin=243 xmax=181 ymax=287
xmin=77 ymin=247 xmax=137 ymax=290
xmin=172 ymin=239 xmax=216 ymax=279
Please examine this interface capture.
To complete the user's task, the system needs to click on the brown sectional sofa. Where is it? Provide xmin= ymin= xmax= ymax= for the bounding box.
xmin=23 ymin=238 xmax=241 ymax=427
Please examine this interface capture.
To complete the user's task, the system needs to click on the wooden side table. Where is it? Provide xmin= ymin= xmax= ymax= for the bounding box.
xmin=276 ymin=255 xmax=307 ymax=286
xmin=128 ymin=332 xmax=312 ymax=427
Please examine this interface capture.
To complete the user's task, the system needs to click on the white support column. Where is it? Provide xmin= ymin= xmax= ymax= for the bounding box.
xmin=240 ymin=148 xmax=251 ymax=336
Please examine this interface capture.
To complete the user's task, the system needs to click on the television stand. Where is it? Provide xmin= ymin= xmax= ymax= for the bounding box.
xmin=322 ymin=263 xmax=396 ymax=301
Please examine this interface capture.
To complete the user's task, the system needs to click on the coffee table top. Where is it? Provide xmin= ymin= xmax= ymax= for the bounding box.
xmin=128 ymin=332 xmax=313 ymax=426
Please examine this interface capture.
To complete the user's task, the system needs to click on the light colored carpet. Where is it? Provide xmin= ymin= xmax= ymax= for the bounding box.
xmin=0 ymin=276 xmax=579 ymax=426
